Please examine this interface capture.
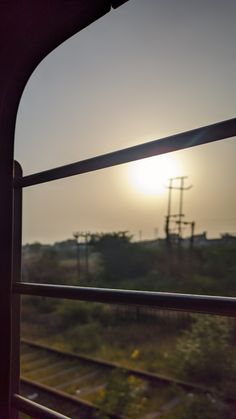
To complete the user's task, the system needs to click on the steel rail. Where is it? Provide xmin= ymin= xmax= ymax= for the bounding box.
xmin=14 ymin=282 xmax=236 ymax=316
xmin=12 ymin=394 xmax=69 ymax=419
xmin=20 ymin=377 xmax=99 ymax=410
xmin=20 ymin=340 xmax=236 ymax=419
xmin=14 ymin=118 xmax=236 ymax=188
xmin=21 ymin=339 xmax=211 ymax=394
xmin=19 ymin=377 xmax=123 ymax=419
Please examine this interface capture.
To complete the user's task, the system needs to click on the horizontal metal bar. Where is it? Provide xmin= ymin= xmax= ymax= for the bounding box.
xmin=15 ymin=118 xmax=236 ymax=188
xmin=12 ymin=394 xmax=69 ymax=419
xmin=13 ymin=282 xmax=236 ymax=316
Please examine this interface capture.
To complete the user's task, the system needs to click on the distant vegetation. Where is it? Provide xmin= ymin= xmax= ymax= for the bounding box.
xmin=22 ymin=233 xmax=236 ymax=296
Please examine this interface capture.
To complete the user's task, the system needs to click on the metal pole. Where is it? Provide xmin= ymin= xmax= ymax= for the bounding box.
xmin=167 ymin=178 xmax=173 ymax=218
xmin=85 ymin=233 xmax=89 ymax=280
xmin=0 ymin=72 xmax=17 ymax=419
xmin=73 ymin=233 xmax=80 ymax=282
xmin=165 ymin=178 xmax=173 ymax=246
xmin=178 ymin=177 xmax=184 ymax=245
xmin=11 ymin=161 xmax=23 ymax=419
xmin=190 ymin=222 xmax=195 ymax=249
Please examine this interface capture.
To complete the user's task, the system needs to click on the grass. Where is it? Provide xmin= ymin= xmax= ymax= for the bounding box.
xmin=21 ymin=317 xmax=182 ymax=380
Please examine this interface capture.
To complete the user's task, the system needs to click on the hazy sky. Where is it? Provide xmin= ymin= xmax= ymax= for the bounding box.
xmin=15 ymin=0 xmax=236 ymax=243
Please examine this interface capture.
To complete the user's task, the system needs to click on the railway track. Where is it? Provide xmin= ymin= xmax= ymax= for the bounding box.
xmin=20 ymin=339 xmax=227 ymax=418
xmin=20 ymin=378 xmax=102 ymax=419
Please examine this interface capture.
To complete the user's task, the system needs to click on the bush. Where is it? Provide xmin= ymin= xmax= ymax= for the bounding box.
xmin=95 ymin=369 xmax=146 ymax=418
xmin=180 ymin=393 xmax=231 ymax=419
xmin=68 ymin=322 xmax=103 ymax=353
xmin=57 ymin=301 xmax=94 ymax=327
xmin=173 ymin=315 xmax=235 ymax=390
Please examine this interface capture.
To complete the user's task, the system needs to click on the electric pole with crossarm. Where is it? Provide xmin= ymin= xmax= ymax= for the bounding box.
xmin=165 ymin=176 xmax=192 ymax=247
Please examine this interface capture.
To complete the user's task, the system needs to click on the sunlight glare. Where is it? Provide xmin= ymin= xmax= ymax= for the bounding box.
xmin=128 ymin=154 xmax=180 ymax=196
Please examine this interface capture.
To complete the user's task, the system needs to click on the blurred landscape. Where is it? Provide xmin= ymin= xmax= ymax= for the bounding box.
xmin=21 ymin=234 xmax=236 ymax=418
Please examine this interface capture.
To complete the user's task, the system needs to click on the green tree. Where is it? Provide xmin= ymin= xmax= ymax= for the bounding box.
xmin=23 ymin=246 xmax=63 ymax=284
xmin=91 ymin=232 xmax=154 ymax=283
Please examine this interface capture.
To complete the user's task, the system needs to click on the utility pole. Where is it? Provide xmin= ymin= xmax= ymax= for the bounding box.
xmin=176 ymin=176 xmax=192 ymax=246
xmin=165 ymin=178 xmax=173 ymax=247
xmin=73 ymin=232 xmax=80 ymax=281
xmin=190 ymin=221 xmax=195 ymax=249
xmin=179 ymin=221 xmax=195 ymax=249
xmin=84 ymin=232 xmax=90 ymax=280
xmin=74 ymin=231 xmax=91 ymax=281
xmin=165 ymin=176 xmax=192 ymax=247
xmin=139 ymin=230 xmax=142 ymax=242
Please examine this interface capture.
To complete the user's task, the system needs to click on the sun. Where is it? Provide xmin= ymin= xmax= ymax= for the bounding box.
xmin=128 ymin=154 xmax=180 ymax=196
